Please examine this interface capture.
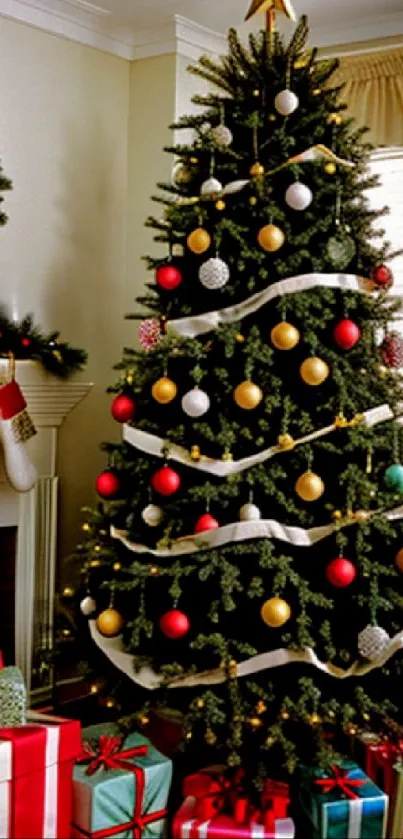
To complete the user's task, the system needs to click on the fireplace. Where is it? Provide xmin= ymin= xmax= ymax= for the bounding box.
xmin=0 ymin=360 xmax=92 ymax=700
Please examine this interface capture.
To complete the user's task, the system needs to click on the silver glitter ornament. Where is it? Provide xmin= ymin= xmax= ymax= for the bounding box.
xmin=199 ymin=257 xmax=230 ymax=290
xmin=274 ymin=89 xmax=299 ymax=116
xmin=80 ymin=596 xmax=97 ymax=617
xmin=358 ymin=625 xmax=390 ymax=660
xmin=211 ymin=124 xmax=233 ymax=146
xmin=141 ymin=504 xmax=164 ymax=527
xmin=239 ymin=503 xmax=262 ymax=521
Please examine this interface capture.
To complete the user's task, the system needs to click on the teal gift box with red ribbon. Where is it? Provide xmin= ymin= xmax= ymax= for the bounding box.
xmin=71 ymin=724 xmax=172 ymax=839
xmin=297 ymin=759 xmax=388 ymax=839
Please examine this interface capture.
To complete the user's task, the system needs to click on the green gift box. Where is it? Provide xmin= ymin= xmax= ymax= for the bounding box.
xmin=0 ymin=665 xmax=26 ymax=727
xmin=297 ymin=759 xmax=388 ymax=839
xmin=71 ymin=723 xmax=172 ymax=839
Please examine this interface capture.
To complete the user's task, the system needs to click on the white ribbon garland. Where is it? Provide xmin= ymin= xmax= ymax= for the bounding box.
xmin=123 ymin=404 xmax=393 ymax=477
xmin=169 ymin=273 xmax=374 ymax=338
xmin=111 ymin=503 xmax=403 ymax=557
xmin=89 ymin=621 xmax=403 ymax=691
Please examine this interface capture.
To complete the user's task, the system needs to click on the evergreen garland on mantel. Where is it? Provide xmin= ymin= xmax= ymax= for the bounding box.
xmin=0 ymin=310 xmax=87 ymax=379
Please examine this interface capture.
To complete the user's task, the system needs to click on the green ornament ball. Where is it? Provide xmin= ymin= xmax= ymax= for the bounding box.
xmin=384 ymin=463 xmax=403 ymax=493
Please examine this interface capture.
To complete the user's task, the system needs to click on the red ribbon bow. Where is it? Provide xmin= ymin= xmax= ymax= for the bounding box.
xmin=315 ymin=765 xmax=366 ymax=800
xmin=74 ymin=735 xmax=167 ymax=839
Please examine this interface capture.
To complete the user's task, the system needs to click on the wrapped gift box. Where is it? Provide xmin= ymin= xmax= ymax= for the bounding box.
xmin=173 ymin=796 xmax=295 ymax=838
xmin=0 ymin=666 xmax=26 ymax=727
xmin=173 ymin=767 xmax=294 ymax=839
xmin=297 ymin=759 xmax=388 ymax=839
xmin=72 ymin=724 xmax=172 ymax=839
xmin=0 ymin=712 xmax=81 ymax=838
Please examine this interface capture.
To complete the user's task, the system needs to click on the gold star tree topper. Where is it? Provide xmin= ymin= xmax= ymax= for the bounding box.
xmin=245 ymin=0 xmax=296 ymax=25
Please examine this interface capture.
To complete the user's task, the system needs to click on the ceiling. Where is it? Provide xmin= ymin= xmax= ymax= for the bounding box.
xmin=102 ymin=0 xmax=403 ymax=39
xmin=2 ymin=0 xmax=403 ymax=58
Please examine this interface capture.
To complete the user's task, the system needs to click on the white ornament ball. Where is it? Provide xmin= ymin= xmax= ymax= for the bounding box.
xmin=274 ymin=89 xmax=299 ymax=116
xmin=211 ymin=124 xmax=233 ymax=146
xmin=285 ymin=182 xmax=313 ymax=211
xmin=181 ymin=388 xmax=211 ymax=418
xmin=200 ymin=177 xmax=223 ymax=197
xmin=199 ymin=257 xmax=230 ymax=290
xmin=142 ymin=504 xmax=164 ymax=527
xmin=239 ymin=503 xmax=262 ymax=522
xmin=358 ymin=625 xmax=390 ymax=661
xmin=80 ymin=596 xmax=97 ymax=617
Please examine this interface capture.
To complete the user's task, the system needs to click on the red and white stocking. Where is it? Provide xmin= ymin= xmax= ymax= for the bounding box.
xmin=0 ymin=378 xmax=37 ymax=492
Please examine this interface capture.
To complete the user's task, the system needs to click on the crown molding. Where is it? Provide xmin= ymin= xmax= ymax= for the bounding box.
xmin=1 ymin=1 xmax=402 ymax=61
xmin=0 ymin=1 xmax=226 ymax=60
xmin=315 ymin=13 xmax=403 ymax=50
xmin=0 ymin=0 xmax=136 ymax=59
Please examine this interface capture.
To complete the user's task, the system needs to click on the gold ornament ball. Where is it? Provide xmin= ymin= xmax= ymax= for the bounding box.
xmin=249 ymin=196 xmax=258 ymax=206
xmin=258 ymin=224 xmax=285 ymax=253
xmin=96 ymin=608 xmax=124 ymax=638
xmin=196 ymin=699 xmax=205 ymax=709
xmin=216 ymin=199 xmax=226 ymax=211
xmin=82 ymin=522 xmax=91 ymax=532
xmin=187 ymin=227 xmax=212 ymax=254
xmin=295 ymin=471 xmax=325 ymax=502
xmin=300 ymin=357 xmax=330 ymax=386
xmin=281 ymin=710 xmax=290 ymax=720
xmin=253 ymin=89 xmax=260 ymax=97
xmin=234 ymin=380 xmax=263 ymax=410
xmin=113 ymin=562 xmax=122 ymax=571
xmin=250 ymin=162 xmax=265 ymax=177
xmin=396 ymin=548 xmax=403 ymax=572
xmin=325 ymin=162 xmax=337 ymax=175
xmin=261 ymin=597 xmax=291 ymax=628
xmin=151 ymin=376 xmax=177 ymax=404
xmin=271 ymin=321 xmax=300 ymax=351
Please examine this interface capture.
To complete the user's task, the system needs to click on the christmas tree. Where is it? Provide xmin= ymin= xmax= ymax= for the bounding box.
xmin=0 ymin=159 xmax=12 ymax=226
xmin=77 ymin=7 xmax=403 ymax=776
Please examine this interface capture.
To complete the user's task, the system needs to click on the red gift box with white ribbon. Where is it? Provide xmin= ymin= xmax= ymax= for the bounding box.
xmin=0 ymin=711 xmax=81 ymax=838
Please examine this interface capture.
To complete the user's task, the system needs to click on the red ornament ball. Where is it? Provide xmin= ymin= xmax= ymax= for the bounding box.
xmin=333 ymin=319 xmax=361 ymax=350
xmin=111 ymin=394 xmax=136 ymax=423
xmin=21 ymin=337 xmax=31 ymax=347
xmin=96 ymin=470 xmax=120 ymax=499
xmin=381 ymin=334 xmax=403 ymax=368
xmin=159 ymin=609 xmax=190 ymax=639
xmin=151 ymin=466 xmax=181 ymax=496
xmin=326 ymin=557 xmax=357 ymax=588
xmin=194 ymin=513 xmax=220 ymax=534
xmin=156 ymin=264 xmax=183 ymax=291
xmin=373 ymin=264 xmax=393 ymax=287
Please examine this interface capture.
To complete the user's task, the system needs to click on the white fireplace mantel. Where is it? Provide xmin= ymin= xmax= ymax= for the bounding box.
xmin=0 ymin=360 xmax=93 ymax=695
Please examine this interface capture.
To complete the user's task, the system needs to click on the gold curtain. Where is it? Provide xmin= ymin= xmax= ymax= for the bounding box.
xmin=332 ymin=48 xmax=403 ymax=147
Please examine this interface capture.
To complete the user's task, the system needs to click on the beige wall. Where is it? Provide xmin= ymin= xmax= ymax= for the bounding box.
xmin=127 ymin=55 xmax=176 ymax=312
xmin=0 ymin=17 xmax=130 ymax=566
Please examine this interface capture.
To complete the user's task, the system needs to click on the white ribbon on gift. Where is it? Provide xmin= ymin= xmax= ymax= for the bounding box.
xmin=110 ymin=502 xmax=403 ymax=557
xmin=169 ymin=273 xmax=374 ymax=339
xmin=123 ymin=404 xmax=394 ymax=478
